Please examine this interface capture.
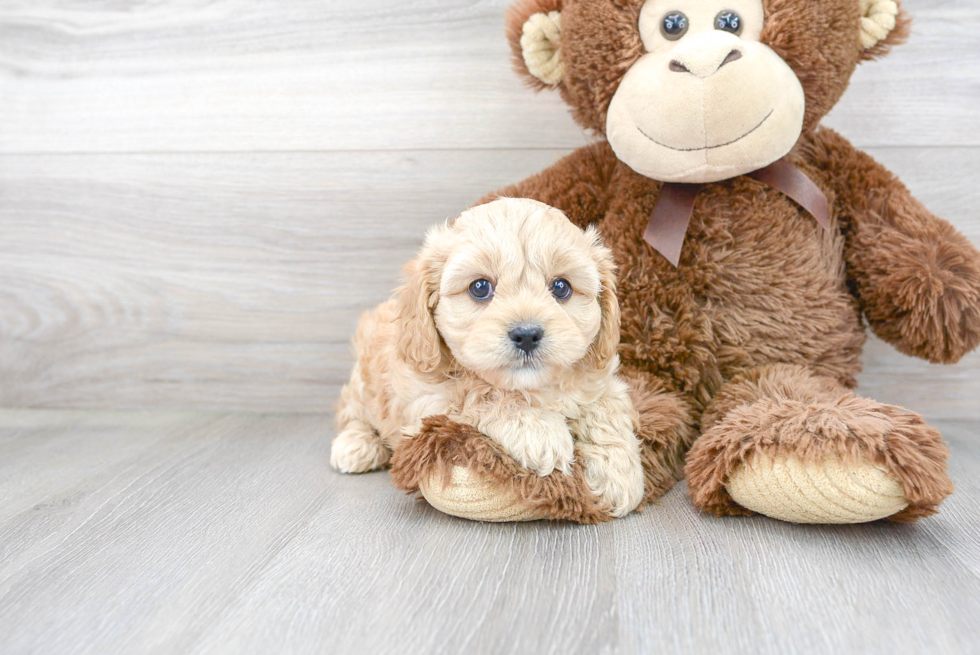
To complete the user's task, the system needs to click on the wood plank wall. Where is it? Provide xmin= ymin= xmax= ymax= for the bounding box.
xmin=1 ymin=0 xmax=978 ymax=415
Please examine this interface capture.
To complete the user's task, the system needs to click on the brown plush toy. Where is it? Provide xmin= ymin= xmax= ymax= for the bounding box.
xmin=388 ymin=0 xmax=980 ymax=524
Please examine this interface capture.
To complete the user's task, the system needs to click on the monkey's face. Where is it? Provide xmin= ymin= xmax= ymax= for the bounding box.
xmin=605 ymin=0 xmax=805 ymax=183
xmin=510 ymin=0 xmax=905 ymax=183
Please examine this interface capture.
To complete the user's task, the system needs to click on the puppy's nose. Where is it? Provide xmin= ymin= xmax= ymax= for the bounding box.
xmin=509 ymin=324 xmax=544 ymax=354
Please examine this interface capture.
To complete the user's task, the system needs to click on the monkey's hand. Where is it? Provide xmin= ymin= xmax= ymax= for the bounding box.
xmin=847 ymin=196 xmax=980 ymax=363
xmin=808 ymin=128 xmax=980 ymax=363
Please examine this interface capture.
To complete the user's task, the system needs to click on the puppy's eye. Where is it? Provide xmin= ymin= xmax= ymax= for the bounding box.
xmin=661 ymin=11 xmax=689 ymax=40
xmin=551 ymin=278 xmax=573 ymax=301
xmin=468 ymin=278 xmax=494 ymax=301
xmin=714 ymin=10 xmax=742 ymax=35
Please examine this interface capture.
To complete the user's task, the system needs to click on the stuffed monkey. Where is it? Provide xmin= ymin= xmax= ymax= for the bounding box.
xmin=389 ymin=0 xmax=980 ymax=524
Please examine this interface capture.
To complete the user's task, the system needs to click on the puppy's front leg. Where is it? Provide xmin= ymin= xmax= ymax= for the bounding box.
xmin=478 ymin=409 xmax=575 ymax=477
xmin=571 ymin=378 xmax=644 ymax=517
xmin=333 ymin=365 xmax=392 ymax=474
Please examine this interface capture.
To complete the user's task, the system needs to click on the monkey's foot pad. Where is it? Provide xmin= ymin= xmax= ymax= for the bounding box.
xmin=726 ymin=452 xmax=908 ymax=524
xmin=419 ymin=466 xmax=541 ymax=522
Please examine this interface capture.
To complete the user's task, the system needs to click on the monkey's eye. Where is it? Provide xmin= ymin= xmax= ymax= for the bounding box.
xmin=714 ymin=10 xmax=742 ymax=35
xmin=469 ymin=278 xmax=494 ymax=301
xmin=551 ymin=278 xmax=573 ymax=301
xmin=660 ymin=12 xmax=689 ymax=40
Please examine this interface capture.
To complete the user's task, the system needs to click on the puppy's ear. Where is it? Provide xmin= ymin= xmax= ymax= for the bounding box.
xmin=586 ymin=228 xmax=621 ymax=371
xmin=396 ymin=238 xmax=445 ymax=374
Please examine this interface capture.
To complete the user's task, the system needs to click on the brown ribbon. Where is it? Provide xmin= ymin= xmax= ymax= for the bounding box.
xmin=644 ymin=159 xmax=830 ymax=267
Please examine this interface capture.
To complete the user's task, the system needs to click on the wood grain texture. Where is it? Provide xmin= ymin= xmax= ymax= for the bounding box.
xmin=0 ymin=0 xmax=977 ymax=153
xmin=1 ymin=0 xmax=979 ymax=413
xmin=0 ymin=411 xmax=977 ymax=655
xmin=1 ymin=148 xmax=978 ymax=414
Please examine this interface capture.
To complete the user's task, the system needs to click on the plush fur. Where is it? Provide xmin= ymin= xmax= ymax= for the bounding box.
xmin=687 ymin=364 xmax=954 ymax=520
xmin=390 ymin=415 xmax=614 ymax=524
xmin=387 ymin=0 xmax=980 ymax=523
xmin=335 ymin=198 xmax=646 ymax=517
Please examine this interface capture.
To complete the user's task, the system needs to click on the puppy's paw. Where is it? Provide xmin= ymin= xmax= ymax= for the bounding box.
xmin=541 ymin=424 xmax=576 ymax=477
xmin=520 ymin=412 xmax=575 ymax=477
xmin=578 ymin=443 xmax=645 ymax=517
xmin=331 ymin=424 xmax=390 ymax=474
xmin=483 ymin=412 xmax=575 ymax=477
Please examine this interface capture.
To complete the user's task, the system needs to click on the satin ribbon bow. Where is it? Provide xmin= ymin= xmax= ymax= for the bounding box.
xmin=643 ymin=159 xmax=830 ymax=267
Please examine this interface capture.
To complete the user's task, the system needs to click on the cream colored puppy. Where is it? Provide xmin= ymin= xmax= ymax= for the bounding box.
xmin=332 ymin=198 xmax=644 ymax=517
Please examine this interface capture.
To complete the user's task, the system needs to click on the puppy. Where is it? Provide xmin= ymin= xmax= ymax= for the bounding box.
xmin=332 ymin=198 xmax=644 ymax=517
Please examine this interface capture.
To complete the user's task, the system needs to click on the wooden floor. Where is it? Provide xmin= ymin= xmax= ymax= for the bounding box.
xmin=0 ymin=411 xmax=978 ymax=654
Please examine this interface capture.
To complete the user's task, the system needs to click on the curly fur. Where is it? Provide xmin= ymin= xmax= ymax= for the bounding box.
xmin=335 ymin=198 xmax=648 ymax=517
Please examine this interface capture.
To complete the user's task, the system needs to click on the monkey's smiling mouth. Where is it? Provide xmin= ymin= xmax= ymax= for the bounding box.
xmin=637 ymin=109 xmax=774 ymax=152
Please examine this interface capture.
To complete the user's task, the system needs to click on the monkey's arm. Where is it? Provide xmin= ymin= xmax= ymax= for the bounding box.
xmin=477 ymin=141 xmax=618 ymax=230
xmin=807 ymin=127 xmax=980 ymax=364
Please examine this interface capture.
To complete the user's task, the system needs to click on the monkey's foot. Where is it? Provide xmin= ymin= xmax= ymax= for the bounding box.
xmin=389 ymin=416 xmax=612 ymax=524
xmin=686 ymin=367 xmax=953 ymax=524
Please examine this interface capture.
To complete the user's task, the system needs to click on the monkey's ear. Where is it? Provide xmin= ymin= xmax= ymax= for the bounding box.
xmin=858 ymin=0 xmax=911 ymax=60
xmin=507 ymin=0 xmax=564 ymax=89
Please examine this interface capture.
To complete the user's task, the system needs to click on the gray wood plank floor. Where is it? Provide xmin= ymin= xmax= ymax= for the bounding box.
xmin=0 ymin=411 xmax=978 ymax=655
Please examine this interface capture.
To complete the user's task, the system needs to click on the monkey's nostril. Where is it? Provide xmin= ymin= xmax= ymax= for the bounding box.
xmin=509 ymin=325 xmax=544 ymax=354
xmin=669 ymin=60 xmax=689 ymax=74
xmin=719 ymin=49 xmax=742 ymax=69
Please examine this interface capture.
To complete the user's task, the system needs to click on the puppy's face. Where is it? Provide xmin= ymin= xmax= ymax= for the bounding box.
xmin=404 ymin=199 xmax=617 ymax=391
